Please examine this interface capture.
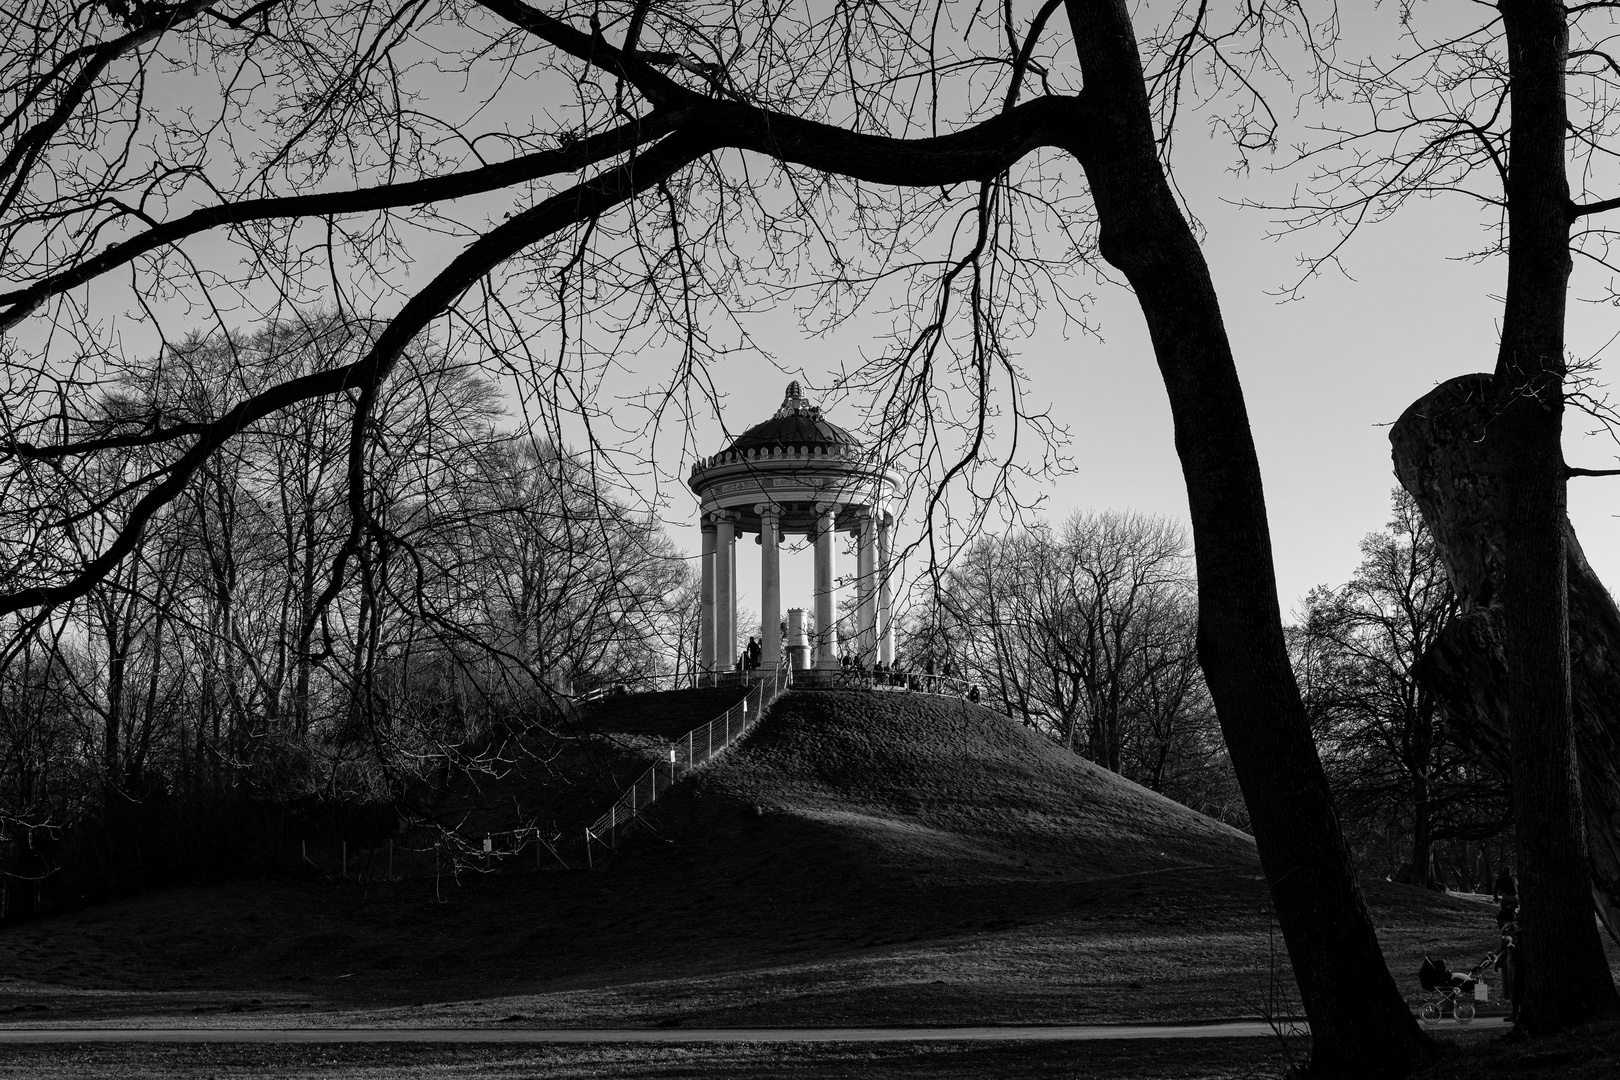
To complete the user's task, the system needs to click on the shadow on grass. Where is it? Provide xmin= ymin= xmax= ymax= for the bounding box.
xmin=1414 ymin=1019 xmax=1620 ymax=1079
xmin=0 ymin=1036 xmax=1308 ymax=1080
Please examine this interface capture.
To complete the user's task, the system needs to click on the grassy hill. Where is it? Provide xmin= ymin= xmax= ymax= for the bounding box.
xmin=0 ymin=687 xmax=1511 ymax=1031
xmin=660 ymin=690 xmax=1256 ymax=882
xmin=582 ymin=687 xmax=754 ymax=741
xmin=401 ymin=686 xmax=751 ymax=852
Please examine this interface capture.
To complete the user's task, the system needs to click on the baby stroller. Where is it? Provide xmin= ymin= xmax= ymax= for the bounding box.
xmin=1418 ymin=954 xmax=1493 ymax=1023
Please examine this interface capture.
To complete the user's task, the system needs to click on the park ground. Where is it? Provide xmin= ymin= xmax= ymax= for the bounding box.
xmin=1 ymin=690 xmax=1617 ymax=1077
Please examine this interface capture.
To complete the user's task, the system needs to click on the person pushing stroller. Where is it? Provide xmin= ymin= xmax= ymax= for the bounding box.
xmin=1417 ymin=875 xmax=1516 ymax=1025
xmin=1495 ymin=901 xmax=1525 ymax=1024
xmin=1486 ymin=865 xmax=1525 ymax=1024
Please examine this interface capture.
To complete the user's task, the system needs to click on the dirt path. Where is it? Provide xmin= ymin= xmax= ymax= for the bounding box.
xmin=0 ymin=1019 xmax=1495 ymax=1044
xmin=0 ymin=1020 xmax=1299 ymax=1043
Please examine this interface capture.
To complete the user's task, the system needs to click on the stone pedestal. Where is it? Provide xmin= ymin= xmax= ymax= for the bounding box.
xmin=786 ymin=607 xmax=810 ymax=670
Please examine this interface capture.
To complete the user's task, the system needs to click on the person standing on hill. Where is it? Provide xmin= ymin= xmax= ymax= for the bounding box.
xmin=1494 ymin=864 xmax=1518 ymax=928
xmin=1493 ymin=865 xmax=1518 ymax=906
xmin=746 ymin=636 xmax=761 ymax=671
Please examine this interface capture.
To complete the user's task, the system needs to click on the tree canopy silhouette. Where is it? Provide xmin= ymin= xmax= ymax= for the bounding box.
xmin=0 ymin=2 xmax=1502 ymax=1071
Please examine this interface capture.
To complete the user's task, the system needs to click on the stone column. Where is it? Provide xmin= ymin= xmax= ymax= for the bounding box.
xmin=813 ymin=504 xmax=840 ymax=669
xmin=757 ymin=503 xmax=782 ymax=669
xmin=877 ymin=511 xmax=895 ymax=665
xmin=699 ymin=518 xmax=716 ymax=676
xmin=856 ymin=510 xmax=877 ymax=664
xmin=715 ymin=511 xmax=736 ymax=671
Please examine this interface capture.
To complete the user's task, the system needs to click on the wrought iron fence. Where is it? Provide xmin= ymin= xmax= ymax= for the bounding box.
xmin=294 ymin=822 xmax=572 ymax=881
xmin=291 ymin=664 xmax=992 ymax=879
xmin=584 ymin=664 xmax=793 ymax=863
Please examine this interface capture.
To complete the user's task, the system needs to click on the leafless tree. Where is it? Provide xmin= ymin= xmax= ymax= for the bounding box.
xmin=0 ymin=2 xmax=1440 ymax=1068
xmin=1 ymin=311 xmax=695 ymax=914
xmin=933 ymin=509 xmax=1243 ymax=827
xmin=0 ymin=617 xmax=84 ymax=904
xmin=1266 ymin=1 xmax=1620 ymax=1028
xmin=1296 ymin=491 xmax=1507 ymax=890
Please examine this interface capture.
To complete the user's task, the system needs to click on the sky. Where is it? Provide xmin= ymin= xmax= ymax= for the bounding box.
xmin=19 ymin=2 xmax=1619 ymax=642
xmin=673 ymin=125 xmax=1620 ymax=637
xmin=651 ymin=2 xmax=1620 ymax=644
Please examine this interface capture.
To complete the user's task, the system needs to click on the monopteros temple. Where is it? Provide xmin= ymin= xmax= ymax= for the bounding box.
xmin=689 ymin=383 xmax=899 ymax=682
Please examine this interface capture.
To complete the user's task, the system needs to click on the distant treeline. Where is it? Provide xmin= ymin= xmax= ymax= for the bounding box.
xmin=0 ymin=318 xmax=696 ymax=920
xmin=905 ymin=511 xmax=1248 ymax=831
xmin=906 ymin=498 xmax=1509 ymax=888
xmin=1 ymin=319 xmax=1508 ymax=920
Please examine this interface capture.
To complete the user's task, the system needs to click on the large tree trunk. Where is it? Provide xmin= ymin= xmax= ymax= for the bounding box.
xmin=1062 ymin=2 xmax=1432 ymax=1073
xmin=1387 ymin=0 xmax=1620 ymax=1034
xmin=1489 ymin=0 xmax=1617 ymax=1034
xmin=1393 ymin=379 xmax=1620 ymax=946
xmin=1411 ymin=771 xmax=1436 ymax=891
xmin=1392 ymin=373 xmax=1620 ymax=1027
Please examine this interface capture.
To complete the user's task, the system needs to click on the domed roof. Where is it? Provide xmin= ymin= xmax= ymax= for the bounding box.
xmin=722 ymin=382 xmax=859 ymax=454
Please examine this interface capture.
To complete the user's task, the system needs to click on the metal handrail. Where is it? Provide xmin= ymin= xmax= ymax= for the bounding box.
xmin=584 ymin=664 xmax=793 ymax=862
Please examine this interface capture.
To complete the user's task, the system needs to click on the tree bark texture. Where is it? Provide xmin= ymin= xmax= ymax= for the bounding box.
xmin=1062 ymin=2 xmax=1431 ymax=1073
xmin=1458 ymin=0 xmax=1618 ymax=1031
xmin=1411 ymin=772 xmax=1435 ymax=892
xmin=1392 ymin=374 xmax=1620 ymax=1026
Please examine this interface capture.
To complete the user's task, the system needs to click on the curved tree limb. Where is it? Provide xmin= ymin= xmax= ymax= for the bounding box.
xmin=0 ymin=127 xmax=720 ymax=619
xmin=1050 ymin=1 xmax=1432 ymax=1073
xmin=477 ymin=0 xmax=1081 ymax=185
xmin=0 ymin=112 xmax=679 ymax=333
xmin=0 ymin=0 xmax=217 ymax=220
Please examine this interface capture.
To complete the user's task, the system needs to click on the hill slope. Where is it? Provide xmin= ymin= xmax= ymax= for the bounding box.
xmin=410 ymin=686 xmax=750 ymax=845
xmin=0 ymin=687 xmax=1512 ymax=1030
xmin=666 ymin=690 xmax=1255 ymax=882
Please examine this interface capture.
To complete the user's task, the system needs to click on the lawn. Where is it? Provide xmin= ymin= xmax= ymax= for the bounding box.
xmin=0 ymin=689 xmax=1613 ymax=1077
xmin=0 ymin=1037 xmax=1316 ymax=1079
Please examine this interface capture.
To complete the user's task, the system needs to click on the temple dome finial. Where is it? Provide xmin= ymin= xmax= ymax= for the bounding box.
xmin=774 ymin=380 xmax=821 ymax=420
xmin=707 ymin=381 xmax=853 ymax=457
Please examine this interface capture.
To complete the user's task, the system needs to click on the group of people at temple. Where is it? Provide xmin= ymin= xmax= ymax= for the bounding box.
xmin=838 ymin=653 xmax=980 ymax=700
xmin=727 ymin=638 xmax=981 ymax=701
